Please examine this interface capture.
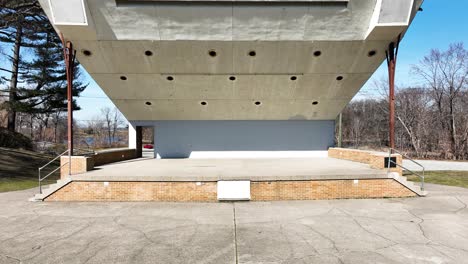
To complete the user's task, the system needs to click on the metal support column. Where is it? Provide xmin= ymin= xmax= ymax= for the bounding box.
xmin=385 ymin=35 xmax=400 ymax=149
xmin=338 ymin=112 xmax=342 ymax=148
xmin=61 ymin=35 xmax=76 ymax=175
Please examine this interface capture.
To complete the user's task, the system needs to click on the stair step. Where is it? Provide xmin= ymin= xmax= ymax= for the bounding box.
xmin=30 ymin=178 xmax=72 ymax=202
xmin=388 ymin=172 xmax=426 ymax=196
xmin=45 ymin=184 xmax=57 ymax=190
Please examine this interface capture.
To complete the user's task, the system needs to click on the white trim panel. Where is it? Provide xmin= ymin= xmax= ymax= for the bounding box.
xmin=49 ymin=0 xmax=88 ymax=26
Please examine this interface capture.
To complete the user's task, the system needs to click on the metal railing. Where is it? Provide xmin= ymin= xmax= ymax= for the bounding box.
xmin=387 ymin=148 xmax=425 ymax=191
xmin=74 ymin=148 xmax=96 ymax=156
xmin=37 ymin=148 xmax=95 ymax=194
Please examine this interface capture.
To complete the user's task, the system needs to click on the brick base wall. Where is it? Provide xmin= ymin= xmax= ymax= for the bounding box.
xmin=44 ymin=179 xmax=416 ymax=202
xmin=251 ymin=179 xmax=415 ymax=200
xmin=60 ymin=149 xmax=138 ymax=178
xmin=328 ymin=148 xmax=403 ymax=175
xmin=93 ymin=149 xmax=137 ymax=166
xmin=45 ymin=181 xmax=217 ymax=202
xmin=60 ymin=156 xmax=94 ymax=179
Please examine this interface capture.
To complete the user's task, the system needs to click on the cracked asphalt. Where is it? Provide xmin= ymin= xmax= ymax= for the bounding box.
xmin=1 ymin=184 xmax=468 ymax=264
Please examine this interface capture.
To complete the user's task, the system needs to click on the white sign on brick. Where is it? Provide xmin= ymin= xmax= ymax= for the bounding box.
xmin=217 ymin=181 xmax=250 ymax=201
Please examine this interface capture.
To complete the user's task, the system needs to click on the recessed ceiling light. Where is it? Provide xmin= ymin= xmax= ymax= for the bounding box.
xmin=82 ymin=49 xmax=92 ymax=56
xmin=313 ymin=51 xmax=322 ymax=57
xmin=201 ymin=101 xmax=207 ymax=106
xmin=368 ymin=50 xmax=377 ymax=57
xmin=167 ymin=76 xmax=174 ymax=81
xmin=255 ymin=101 xmax=261 ymax=106
xmin=208 ymin=50 xmax=217 ymax=57
xmin=145 ymin=50 xmax=153 ymax=56
xmin=290 ymin=76 xmax=297 ymax=81
xmin=145 ymin=101 xmax=152 ymax=106
xmin=312 ymin=101 xmax=319 ymax=105
xmin=229 ymin=76 xmax=236 ymax=81
xmin=248 ymin=50 xmax=256 ymax=57
xmin=336 ymin=76 xmax=344 ymax=81
xmin=120 ymin=76 xmax=127 ymax=81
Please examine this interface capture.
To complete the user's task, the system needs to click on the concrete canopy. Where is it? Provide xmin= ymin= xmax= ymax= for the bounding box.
xmin=39 ymin=0 xmax=422 ymax=121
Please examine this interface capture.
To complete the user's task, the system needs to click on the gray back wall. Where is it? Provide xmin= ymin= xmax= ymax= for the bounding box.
xmin=133 ymin=120 xmax=335 ymax=158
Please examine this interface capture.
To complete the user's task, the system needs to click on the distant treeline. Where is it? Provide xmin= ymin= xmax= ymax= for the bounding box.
xmin=340 ymin=43 xmax=468 ymax=160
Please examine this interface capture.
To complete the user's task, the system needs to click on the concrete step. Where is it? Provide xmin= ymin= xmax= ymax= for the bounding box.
xmin=29 ymin=178 xmax=72 ymax=202
xmin=389 ymin=173 xmax=427 ymax=196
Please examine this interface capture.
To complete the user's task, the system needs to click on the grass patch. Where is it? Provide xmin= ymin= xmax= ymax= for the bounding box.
xmin=406 ymin=171 xmax=468 ymax=188
xmin=0 ymin=177 xmax=58 ymax=193
xmin=0 ymin=147 xmax=60 ymax=193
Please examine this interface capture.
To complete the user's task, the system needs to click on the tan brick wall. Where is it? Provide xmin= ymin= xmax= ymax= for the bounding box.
xmin=250 ymin=179 xmax=416 ymax=201
xmin=60 ymin=156 xmax=94 ymax=179
xmin=328 ymin=148 xmax=371 ymax=164
xmin=369 ymin=153 xmax=403 ymax=175
xmin=45 ymin=181 xmax=217 ymax=202
xmin=328 ymin=148 xmax=402 ymax=175
xmin=59 ymin=149 xmax=138 ymax=178
xmin=45 ymin=179 xmax=416 ymax=202
xmin=93 ymin=149 xmax=137 ymax=166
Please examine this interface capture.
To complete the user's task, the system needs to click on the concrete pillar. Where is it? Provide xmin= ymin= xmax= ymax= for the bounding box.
xmin=128 ymin=122 xmax=142 ymax=158
xmin=153 ymin=125 xmax=158 ymax=159
xmin=128 ymin=123 xmax=137 ymax=149
xmin=136 ymin=126 xmax=142 ymax=158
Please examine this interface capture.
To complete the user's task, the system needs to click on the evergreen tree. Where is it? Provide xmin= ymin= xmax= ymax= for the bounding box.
xmin=0 ymin=0 xmax=44 ymax=131
xmin=0 ymin=0 xmax=87 ymax=132
xmin=19 ymin=23 xmax=86 ymax=116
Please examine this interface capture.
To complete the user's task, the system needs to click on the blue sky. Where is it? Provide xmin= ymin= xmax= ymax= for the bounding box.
xmin=3 ymin=0 xmax=468 ymax=123
xmin=359 ymin=0 xmax=468 ymax=96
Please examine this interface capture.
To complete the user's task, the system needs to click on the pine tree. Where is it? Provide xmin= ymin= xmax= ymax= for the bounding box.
xmin=0 ymin=0 xmax=44 ymax=131
xmin=0 ymin=0 xmax=87 ymax=132
xmin=19 ymin=23 xmax=86 ymax=116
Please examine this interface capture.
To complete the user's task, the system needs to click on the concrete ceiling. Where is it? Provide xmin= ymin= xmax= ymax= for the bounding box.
xmin=39 ymin=0 xmax=423 ymax=121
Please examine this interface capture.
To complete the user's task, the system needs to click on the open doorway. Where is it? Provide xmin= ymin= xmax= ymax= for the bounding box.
xmin=142 ymin=126 xmax=154 ymax=158
xmin=129 ymin=124 xmax=155 ymax=159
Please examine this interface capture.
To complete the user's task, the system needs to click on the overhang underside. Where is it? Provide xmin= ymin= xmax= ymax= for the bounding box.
xmin=38 ymin=0 xmax=423 ymax=121
xmin=76 ymin=40 xmax=386 ymax=120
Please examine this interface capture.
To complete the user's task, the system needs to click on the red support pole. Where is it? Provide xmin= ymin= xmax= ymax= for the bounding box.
xmin=61 ymin=35 xmax=76 ymax=162
xmin=386 ymin=36 xmax=400 ymax=150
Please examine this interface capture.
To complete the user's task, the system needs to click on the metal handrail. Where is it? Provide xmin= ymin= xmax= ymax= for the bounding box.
xmin=387 ymin=148 xmax=425 ymax=191
xmin=40 ymin=162 xmax=69 ymax=183
xmin=39 ymin=150 xmax=69 ymax=171
xmin=38 ymin=150 xmax=69 ymax=194
xmin=74 ymin=148 xmax=95 ymax=156
xmin=37 ymin=148 xmax=95 ymax=194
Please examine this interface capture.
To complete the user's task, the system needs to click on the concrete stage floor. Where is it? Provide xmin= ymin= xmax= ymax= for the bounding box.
xmin=73 ymin=157 xmax=388 ymax=181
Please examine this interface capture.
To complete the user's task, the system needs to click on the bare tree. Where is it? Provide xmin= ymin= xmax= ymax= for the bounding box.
xmin=101 ymin=107 xmax=124 ymax=147
xmin=394 ymin=88 xmax=430 ymax=157
xmin=339 ymin=44 xmax=468 ymax=160
xmin=412 ymin=43 xmax=468 ymax=159
xmin=51 ymin=111 xmax=65 ymax=143
xmin=86 ymin=117 xmax=105 ymax=148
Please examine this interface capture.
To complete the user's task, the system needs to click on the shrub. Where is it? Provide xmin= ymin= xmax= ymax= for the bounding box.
xmin=0 ymin=128 xmax=33 ymax=150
